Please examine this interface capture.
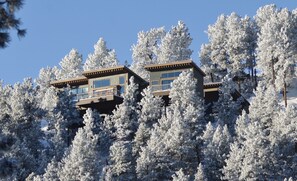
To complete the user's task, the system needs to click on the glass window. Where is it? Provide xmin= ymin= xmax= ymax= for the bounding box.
xmin=119 ymin=85 xmax=125 ymax=95
xmin=70 ymin=88 xmax=77 ymax=95
xmin=93 ymin=79 xmax=110 ymax=88
xmin=162 ymin=79 xmax=174 ymax=85
xmin=161 ymin=79 xmax=173 ymax=90
xmin=77 ymin=87 xmax=88 ymax=94
xmin=161 ymin=71 xmax=182 ymax=78
xmin=119 ymin=76 xmax=125 ymax=84
xmin=151 ymin=80 xmax=159 ymax=85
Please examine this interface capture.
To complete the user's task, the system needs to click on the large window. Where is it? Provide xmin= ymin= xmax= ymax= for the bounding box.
xmin=70 ymin=86 xmax=88 ymax=95
xmin=93 ymin=79 xmax=110 ymax=89
xmin=119 ymin=76 xmax=125 ymax=84
xmin=161 ymin=71 xmax=182 ymax=78
xmin=70 ymin=86 xmax=88 ymax=101
xmin=161 ymin=79 xmax=174 ymax=90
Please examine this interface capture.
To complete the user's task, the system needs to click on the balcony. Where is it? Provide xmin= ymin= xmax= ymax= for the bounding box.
xmin=73 ymin=85 xmax=122 ymax=105
xmin=150 ymin=84 xmax=172 ymax=97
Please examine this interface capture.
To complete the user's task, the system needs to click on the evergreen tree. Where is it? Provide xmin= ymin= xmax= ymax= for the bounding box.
xmin=0 ymin=78 xmax=44 ymax=180
xmin=158 ymin=21 xmax=193 ymax=63
xmin=212 ymin=74 xmax=243 ymax=134
xmin=84 ymin=37 xmax=119 ymax=71
xmin=256 ymin=5 xmax=297 ymax=101
xmin=133 ymin=87 xmax=163 ymax=155
xmin=58 ymin=49 xmax=83 ymax=79
xmin=201 ymin=124 xmax=231 ymax=181
xmin=270 ymin=105 xmax=297 ymax=179
xmin=58 ymin=109 xmax=101 ymax=181
xmin=137 ymin=71 xmax=205 ymax=180
xmin=172 ymin=169 xmax=190 ymax=181
xmin=194 ymin=163 xmax=207 ymax=181
xmin=0 ymin=0 xmax=26 ymax=48
xmin=223 ymin=82 xmax=281 ymax=180
xmin=107 ymin=77 xmax=139 ymax=180
xmin=130 ymin=27 xmax=165 ymax=80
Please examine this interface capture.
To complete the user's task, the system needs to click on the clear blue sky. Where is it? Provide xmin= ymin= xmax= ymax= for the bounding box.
xmin=1 ymin=0 xmax=296 ymax=85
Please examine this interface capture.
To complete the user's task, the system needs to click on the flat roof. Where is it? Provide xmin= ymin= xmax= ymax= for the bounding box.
xmin=83 ymin=66 xmax=146 ymax=83
xmin=144 ymin=60 xmax=206 ymax=76
xmin=50 ymin=76 xmax=88 ymax=88
xmin=51 ymin=66 xmax=147 ymax=88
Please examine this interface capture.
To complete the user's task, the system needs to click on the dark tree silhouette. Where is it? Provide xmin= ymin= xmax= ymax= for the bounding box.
xmin=0 ymin=0 xmax=26 ymax=48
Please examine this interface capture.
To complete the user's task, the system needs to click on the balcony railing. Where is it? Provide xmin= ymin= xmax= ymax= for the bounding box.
xmin=72 ymin=85 xmax=121 ymax=102
xmin=151 ymin=84 xmax=172 ymax=92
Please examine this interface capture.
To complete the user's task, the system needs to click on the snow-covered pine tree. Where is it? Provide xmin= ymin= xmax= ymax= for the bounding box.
xmin=133 ymin=86 xmax=163 ymax=156
xmin=201 ymin=124 xmax=231 ymax=181
xmin=202 ymin=12 xmax=257 ymax=93
xmin=130 ymin=27 xmax=165 ymax=80
xmin=58 ymin=49 xmax=83 ymax=79
xmin=106 ymin=77 xmax=139 ymax=180
xmin=0 ymin=78 xmax=45 ymax=180
xmin=223 ymin=82 xmax=280 ymax=180
xmin=83 ymin=37 xmax=119 ymax=71
xmin=137 ymin=71 xmax=205 ymax=180
xmin=38 ymin=157 xmax=61 ymax=181
xmin=35 ymin=66 xmax=59 ymax=94
xmin=58 ymin=108 xmax=101 ymax=181
xmin=136 ymin=114 xmax=171 ymax=180
xmin=194 ymin=163 xmax=207 ymax=181
xmin=199 ymin=43 xmax=221 ymax=83
xmin=40 ymin=86 xmax=81 ymax=162
xmin=207 ymin=14 xmax=228 ymax=78
xmin=270 ymin=105 xmax=297 ymax=179
xmin=256 ymin=5 xmax=297 ymax=107
xmin=158 ymin=21 xmax=193 ymax=63
xmin=212 ymin=74 xmax=243 ymax=134
xmin=172 ymin=169 xmax=190 ymax=181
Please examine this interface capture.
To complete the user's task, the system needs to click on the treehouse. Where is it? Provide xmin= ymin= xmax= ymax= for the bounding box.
xmin=51 ymin=66 xmax=147 ymax=114
xmin=144 ymin=60 xmax=206 ymax=104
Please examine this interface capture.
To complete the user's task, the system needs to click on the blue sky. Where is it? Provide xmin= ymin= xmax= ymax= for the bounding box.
xmin=1 ymin=0 xmax=296 ymax=85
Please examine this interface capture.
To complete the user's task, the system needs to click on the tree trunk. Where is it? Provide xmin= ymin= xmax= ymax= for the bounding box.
xmin=254 ymin=69 xmax=257 ymax=90
xmin=210 ymin=73 xmax=214 ymax=82
xmin=284 ymin=81 xmax=287 ymax=107
xmin=253 ymin=57 xmax=257 ymax=90
xmin=272 ymin=58 xmax=276 ymax=86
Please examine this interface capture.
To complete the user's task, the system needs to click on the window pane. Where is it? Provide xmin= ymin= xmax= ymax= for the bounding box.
xmin=70 ymin=88 xmax=77 ymax=95
xmin=161 ymin=79 xmax=173 ymax=90
xmin=161 ymin=71 xmax=182 ymax=78
xmin=168 ymin=72 xmax=175 ymax=77
xmin=77 ymin=87 xmax=88 ymax=94
xmin=93 ymin=79 xmax=110 ymax=88
xmin=119 ymin=76 xmax=125 ymax=84
xmin=82 ymin=87 xmax=88 ymax=93
xmin=161 ymin=79 xmax=173 ymax=85
xmin=161 ymin=73 xmax=168 ymax=78
xmin=175 ymin=71 xmax=182 ymax=77
xmin=151 ymin=80 xmax=159 ymax=85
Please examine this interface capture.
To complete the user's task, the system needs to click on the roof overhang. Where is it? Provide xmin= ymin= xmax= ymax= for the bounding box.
xmin=50 ymin=76 xmax=88 ymax=88
xmin=144 ymin=60 xmax=206 ymax=76
xmin=82 ymin=66 xmax=146 ymax=83
xmin=203 ymin=82 xmax=222 ymax=89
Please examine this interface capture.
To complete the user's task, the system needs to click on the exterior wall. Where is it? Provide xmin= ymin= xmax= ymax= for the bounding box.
xmin=193 ymin=68 xmax=204 ymax=97
xmin=88 ymin=73 xmax=128 ymax=94
xmin=149 ymin=68 xmax=204 ymax=98
xmin=149 ymin=68 xmax=190 ymax=83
